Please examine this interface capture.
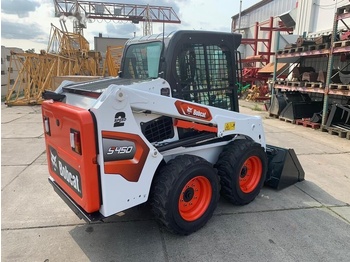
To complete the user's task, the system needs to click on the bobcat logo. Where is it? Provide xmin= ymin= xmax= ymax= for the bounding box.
xmin=175 ymin=100 xmax=212 ymax=121
xmin=186 ymin=106 xmax=193 ymax=114
xmin=50 ymin=150 xmax=58 ymax=171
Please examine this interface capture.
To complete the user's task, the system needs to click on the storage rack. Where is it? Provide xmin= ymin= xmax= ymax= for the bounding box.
xmin=272 ymin=4 xmax=350 ymax=128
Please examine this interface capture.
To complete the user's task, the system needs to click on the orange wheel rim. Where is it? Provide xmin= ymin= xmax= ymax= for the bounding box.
xmin=239 ymin=156 xmax=262 ymax=193
xmin=178 ymin=176 xmax=212 ymax=222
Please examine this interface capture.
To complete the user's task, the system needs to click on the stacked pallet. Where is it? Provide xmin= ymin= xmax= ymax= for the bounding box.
xmin=321 ymin=126 xmax=350 ymax=140
xmin=295 ymin=118 xmax=321 ymax=129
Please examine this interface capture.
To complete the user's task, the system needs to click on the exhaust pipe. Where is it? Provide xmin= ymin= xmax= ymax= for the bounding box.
xmin=265 ymin=145 xmax=305 ymax=190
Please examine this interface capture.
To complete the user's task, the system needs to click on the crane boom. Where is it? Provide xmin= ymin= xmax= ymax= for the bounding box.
xmin=53 ymin=0 xmax=181 ymax=24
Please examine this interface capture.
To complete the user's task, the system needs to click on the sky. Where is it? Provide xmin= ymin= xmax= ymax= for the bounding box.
xmin=1 ymin=0 xmax=261 ymax=52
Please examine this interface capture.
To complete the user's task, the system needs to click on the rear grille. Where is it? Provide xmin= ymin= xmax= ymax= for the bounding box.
xmin=141 ymin=116 xmax=174 ymax=143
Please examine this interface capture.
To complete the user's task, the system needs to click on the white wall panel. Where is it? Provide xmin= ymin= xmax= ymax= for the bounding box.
xmin=237 ymin=0 xmax=297 ymax=29
xmin=235 ymin=0 xmax=350 ymax=40
xmin=312 ymin=0 xmax=348 ymax=33
xmin=294 ymin=0 xmax=314 ymax=35
xmin=297 ymin=0 xmax=349 ymax=36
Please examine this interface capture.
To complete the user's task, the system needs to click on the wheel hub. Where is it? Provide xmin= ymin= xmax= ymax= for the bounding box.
xmin=178 ymin=176 xmax=212 ymax=222
xmin=239 ymin=156 xmax=263 ymax=193
xmin=183 ymin=187 xmax=195 ymax=202
xmin=240 ymin=166 xmax=248 ymax=178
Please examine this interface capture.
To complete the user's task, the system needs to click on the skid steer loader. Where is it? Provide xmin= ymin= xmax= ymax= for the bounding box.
xmin=42 ymin=30 xmax=304 ymax=235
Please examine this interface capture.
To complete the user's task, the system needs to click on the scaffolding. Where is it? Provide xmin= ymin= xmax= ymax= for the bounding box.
xmin=102 ymin=45 xmax=124 ymax=77
xmin=5 ymin=24 xmax=102 ymax=106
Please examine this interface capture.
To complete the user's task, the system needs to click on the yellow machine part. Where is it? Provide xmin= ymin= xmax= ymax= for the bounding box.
xmin=102 ymin=46 xmax=124 ymax=77
xmin=5 ymin=24 xmax=102 ymax=106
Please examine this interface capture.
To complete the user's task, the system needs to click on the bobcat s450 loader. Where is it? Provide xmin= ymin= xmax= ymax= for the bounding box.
xmin=42 ymin=30 xmax=304 ymax=235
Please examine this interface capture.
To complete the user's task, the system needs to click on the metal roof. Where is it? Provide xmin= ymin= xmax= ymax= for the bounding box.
xmin=231 ymin=0 xmax=273 ymax=20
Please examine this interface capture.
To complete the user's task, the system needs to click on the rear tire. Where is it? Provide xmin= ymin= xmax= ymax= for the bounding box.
xmin=215 ymin=139 xmax=267 ymax=205
xmin=150 ymin=155 xmax=219 ymax=235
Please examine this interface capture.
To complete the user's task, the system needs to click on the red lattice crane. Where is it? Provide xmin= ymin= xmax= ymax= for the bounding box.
xmin=53 ymin=0 xmax=181 ymax=35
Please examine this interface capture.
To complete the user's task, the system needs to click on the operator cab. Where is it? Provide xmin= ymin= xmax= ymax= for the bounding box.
xmin=120 ymin=30 xmax=242 ymax=112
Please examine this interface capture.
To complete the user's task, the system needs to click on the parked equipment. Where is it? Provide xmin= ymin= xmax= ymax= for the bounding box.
xmin=325 ymin=103 xmax=350 ymax=129
xmin=269 ymin=91 xmax=323 ymax=121
xmin=42 ymin=30 xmax=304 ymax=235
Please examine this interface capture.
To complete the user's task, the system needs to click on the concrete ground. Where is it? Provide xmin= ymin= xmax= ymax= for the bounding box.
xmin=1 ymin=101 xmax=350 ymax=262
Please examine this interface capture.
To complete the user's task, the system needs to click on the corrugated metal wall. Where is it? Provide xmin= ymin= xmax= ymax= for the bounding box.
xmin=235 ymin=0 xmax=350 ymax=59
xmin=294 ymin=0 xmax=314 ymax=35
xmin=239 ymin=0 xmax=349 ymax=36
xmin=305 ymin=0 xmax=349 ymax=37
xmin=236 ymin=0 xmax=297 ymax=58
xmin=239 ymin=0 xmax=297 ymax=30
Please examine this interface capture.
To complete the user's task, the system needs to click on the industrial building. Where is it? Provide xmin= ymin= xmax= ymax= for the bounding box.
xmin=231 ymin=0 xmax=343 ymax=58
xmin=94 ymin=33 xmax=129 ymax=75
xmin=1 ymin=46 xmax=23 ymax=97
xmin=94 ymin=33 xmax=129 ymax=61
xmin=231 ymin=0 xmax=350 ymax=133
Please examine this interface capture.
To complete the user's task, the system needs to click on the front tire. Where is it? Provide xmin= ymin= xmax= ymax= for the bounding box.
xmin=150 ymin=155 xmax=219 ymax=235
xmin=215 ymin=139 xmax=267 ymax=205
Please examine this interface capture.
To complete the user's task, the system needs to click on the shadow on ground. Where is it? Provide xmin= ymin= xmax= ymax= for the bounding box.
xmin=68 ymin=181 xmax=350 ymax=262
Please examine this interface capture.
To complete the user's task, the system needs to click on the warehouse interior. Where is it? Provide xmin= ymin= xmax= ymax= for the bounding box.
xmin=1 ymin=0 xmax=350 ymax=139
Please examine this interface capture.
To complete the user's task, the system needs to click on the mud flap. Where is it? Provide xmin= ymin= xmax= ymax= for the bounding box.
xmin=264 ymin=145 xmax=305 ymax=190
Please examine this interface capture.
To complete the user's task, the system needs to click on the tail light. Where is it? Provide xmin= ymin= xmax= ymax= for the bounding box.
xmin=44 ymin=117 xmax=50 ymax=135
xmin=70 ymin=129 xmax=82 ymax=155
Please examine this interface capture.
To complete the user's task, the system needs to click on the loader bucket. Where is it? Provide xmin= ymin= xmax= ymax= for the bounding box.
xmin=264 ymin=145 xmax=305 ymax=190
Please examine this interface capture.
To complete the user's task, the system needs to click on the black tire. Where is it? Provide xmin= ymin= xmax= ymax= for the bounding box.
xmin=150 ymin=155 xmax=220 ymax=235
xmin=215 ymin=139 xmax=267 ymax=205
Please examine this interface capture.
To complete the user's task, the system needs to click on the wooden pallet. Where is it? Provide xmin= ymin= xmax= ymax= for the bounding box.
xmin=332 ymin=124 xmax=350 ymax=139
xmin=300 ymin=45 xmax=313 ymax=52
xmin=305 ymin=82 xmax=324 ymax=88
xmin=279 ymin=116 xmax=296 ymax=124
xmin=305 ymin=44 xmax=328 ymax=51
xmin=329 ymin=84 xmax=350 ymax=90
xmin=307 ymin=45 xmax=317 ymax=51
xmin=283 ymin=48 xmax=298 ymax=54
xmin=296 ymin=47 xmax=304 ymax=52
xmin=269 ymin=113 xmax=279 ymax=119
xmin=295 ymin=119 xmax=321 ymax=129
xmin=275 ymin=80 xmax=286 ymax=85
xmin=286 ymin=81 xmax=305 ymax=87
xmin=327 ymin=127 xmax=348 ymax=138
xmin=320 ymin=126 xmax=329 ymax=133
xmin=333 ymin=40 xmax=350 ymax=48
xmin=316 ymin=43 xmax=330 ymax=50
